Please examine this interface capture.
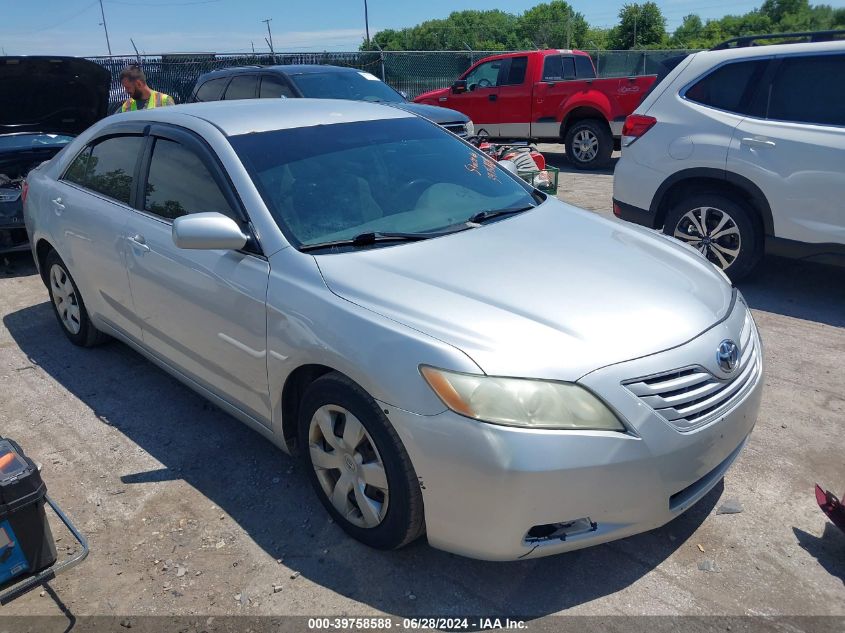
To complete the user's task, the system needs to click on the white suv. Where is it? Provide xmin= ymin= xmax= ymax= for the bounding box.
xmin=612 ymin=36 xmax=845 ymax=279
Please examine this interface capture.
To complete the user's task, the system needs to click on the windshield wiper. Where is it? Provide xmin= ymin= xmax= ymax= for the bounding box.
xmin=300 ymin=230 xmax=446 ymax=252
xmin=466 ymin=205 xmax=536 ymax=225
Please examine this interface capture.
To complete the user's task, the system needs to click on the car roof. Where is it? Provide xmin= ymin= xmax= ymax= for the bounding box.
xmin=107 ymin=98 xmax=415 ymax=136
xmin=203 ymin=64 xmax=362 ymax=78
xmin=691 ymin=39 xmax=845 ymax=65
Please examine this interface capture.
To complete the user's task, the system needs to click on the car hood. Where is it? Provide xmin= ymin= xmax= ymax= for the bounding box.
xmin=385 ymin=101 xmax=468 ymax=124
xmin=0 ymin=57 xmax=111 ymax=135
xmin=316 ymin=199 xmax=734 ymax=381
xmin=413 ymin=88 xmax=450 ymax=105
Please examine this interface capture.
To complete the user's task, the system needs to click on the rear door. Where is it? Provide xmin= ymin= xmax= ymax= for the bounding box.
xmin=54 ymin=128 xmax=146 ymax=340
xmin=124 ymin=125 xmax=271 ymax=424
xmin=728 ymin=52 xmax=845 ymax=245
xmin=494 ymin=55 xmax=531 ymax=137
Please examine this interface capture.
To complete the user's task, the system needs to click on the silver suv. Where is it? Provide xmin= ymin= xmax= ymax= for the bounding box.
xmin=613 ymin=35 xmax=845 ymax=279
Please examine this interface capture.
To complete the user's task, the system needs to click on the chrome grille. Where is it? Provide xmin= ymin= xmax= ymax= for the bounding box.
xmin=442 ymin=123 xmax=468 ymax=137
xmin=624 ymin=314 xmax=760 ymax=432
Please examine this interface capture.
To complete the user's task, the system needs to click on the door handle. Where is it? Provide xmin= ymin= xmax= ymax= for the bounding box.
xmin=488 ymin=94 xmax=498 ymax=102
xmin=51 ymin=197 xmax=65 ymax=215
xmin=740 ymin=137 xmax=776 ymax=149
xmin=128 ymin=234 xmax=150 ymax=254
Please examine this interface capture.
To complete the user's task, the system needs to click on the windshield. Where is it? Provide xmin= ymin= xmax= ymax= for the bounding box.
xmin=289 ymin=71 xmax=404 ymax=103
xmin=0 ymin=133 xmax=74 ymax=152
xmin=230 ymin=117 xmax=537 ymax=249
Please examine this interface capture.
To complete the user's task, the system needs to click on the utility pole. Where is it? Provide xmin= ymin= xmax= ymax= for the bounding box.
xmin=262 ymin=18 xmax=276 ymax=63
xmin=633 ymin=10 xmax=638 ymax=50
xmin=98 ymin=0 xmax=112 ymax=56
xmin=364 ymin=0 xmax=370 ymax=47
xmin=130 ymin=38 xmax=141 ymax=64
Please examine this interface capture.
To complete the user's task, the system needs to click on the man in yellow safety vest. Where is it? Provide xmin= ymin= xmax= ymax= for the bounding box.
xmin=119 ymin=65 xmax=176 ymax=112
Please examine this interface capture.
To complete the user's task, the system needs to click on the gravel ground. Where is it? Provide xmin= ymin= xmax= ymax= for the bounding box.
xmin=1 ymin=150 xmax=843 ymax=623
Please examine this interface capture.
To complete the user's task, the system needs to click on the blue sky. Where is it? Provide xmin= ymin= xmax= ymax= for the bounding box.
xmin=1 ymin=0 xmax=841 ymax=56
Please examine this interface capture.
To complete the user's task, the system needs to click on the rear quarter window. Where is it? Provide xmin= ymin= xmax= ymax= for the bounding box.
xmin=685 ymin=60 xmax=768 ymax=115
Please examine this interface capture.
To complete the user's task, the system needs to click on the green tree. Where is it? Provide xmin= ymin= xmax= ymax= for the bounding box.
xmin=516 ymin=1 xmax=589 ymax=48
xmin=670 ymin=14 xmax=703 ymax=47
xmin=609 ymin=2 xmax=668 ymax=49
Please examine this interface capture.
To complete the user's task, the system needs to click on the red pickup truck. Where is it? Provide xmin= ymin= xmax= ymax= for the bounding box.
xmin=415 ymin=50 xmax=657 ymax=169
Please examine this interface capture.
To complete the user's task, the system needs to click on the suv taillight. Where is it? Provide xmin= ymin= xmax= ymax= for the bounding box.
xmin=621 ymin=114 xmax=657 ymax=143
xmin=21 ymin=180 xmax=29 ymax=204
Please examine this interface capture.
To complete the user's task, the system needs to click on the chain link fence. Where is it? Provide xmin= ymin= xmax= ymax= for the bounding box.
xmin=89 ymin=49 xmax=698 ymax=109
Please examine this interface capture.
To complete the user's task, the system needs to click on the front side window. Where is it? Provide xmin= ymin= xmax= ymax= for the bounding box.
xmin=224 ymin=75 xmax=258 ymax=100
xmin=144 ymin=138 xmax=233 ymax=220
xmin=767 ymin=54 xmax=845 ymax=126
xmin=195 ymin=77 xmax=229 ymax=102
xmin=231 ymin=117 xmax=536 ymax=249
xmin=464 ymin=60 xmax=502 ymax=90
xmin=289 ymin=71 xmax=402 ymax=103
xmin=260 ymin=75 xmax=296 ymax=99
xmin=685 ymin=60 xmax=768 ymax=115
xmin=71 ymin=135 xmax=143 ymax=205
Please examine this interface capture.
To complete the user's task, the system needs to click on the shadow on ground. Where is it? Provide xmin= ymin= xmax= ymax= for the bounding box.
xmin=0 ymin=251 xmax=38 ymax=279
xmin=738 ymin=256 xmax=845 ymax=328
xmin=540 ymin=147 xmax=619 ymax=176
xmin=793 ymin=524 xmax=845 ymax=587
xmin=3 ymin=301 xmax=724 ymax=618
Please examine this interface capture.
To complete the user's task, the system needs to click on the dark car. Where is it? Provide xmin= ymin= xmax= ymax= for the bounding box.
xmin=189 ymin=64 xmax=474 ymax=138
xmin=0 ymin=56 xmax=110 ymax=253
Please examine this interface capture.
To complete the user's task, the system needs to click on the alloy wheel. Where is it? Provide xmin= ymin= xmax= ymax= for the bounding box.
xmin=674 ymin=206 xmax=742 ymax=270
xmin=571 ymin=129 xmax=599 ymax=163
xmin=50 ymin=264 xmax=81 ymax=335
xmin=308 ymin=405 xmax=389 ymax=528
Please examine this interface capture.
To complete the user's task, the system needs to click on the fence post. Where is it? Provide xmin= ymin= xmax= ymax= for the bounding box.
xmin=374 ymin=42 xmax=386 ymax=81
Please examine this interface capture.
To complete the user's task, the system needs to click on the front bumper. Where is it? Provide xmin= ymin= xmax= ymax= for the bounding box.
xmin=386 ymin=301 xmax=763 ymax=561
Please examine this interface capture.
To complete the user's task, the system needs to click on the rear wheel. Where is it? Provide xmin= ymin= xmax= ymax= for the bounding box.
xmin=298 ymin=372 xmax=425 ymax=550
xmin=564 ymin=119 xmax=613 ymax=170
xmin=664 ymin=193 xmax=762 ymax=280
xmin=44 ymin=250 xmax=109 ymax=347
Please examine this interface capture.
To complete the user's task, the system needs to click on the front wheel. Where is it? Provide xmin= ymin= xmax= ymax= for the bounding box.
xmin=298 ymin=372 xmax=425 ymax=550
xmin=664 ymin=193 xmax=762 ymax=280
xmin=564 ymin=119 xmax=613 ymax=170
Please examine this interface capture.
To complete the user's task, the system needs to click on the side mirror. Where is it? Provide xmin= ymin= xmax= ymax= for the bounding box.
xmin=172 ymin=212 xmax=248 ymax=250
xmin=498 ymin=159 xmax=519 ymax=177
xmin=452 ymin=80 xmax=468 ymax=94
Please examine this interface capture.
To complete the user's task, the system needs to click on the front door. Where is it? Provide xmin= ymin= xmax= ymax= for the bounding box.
xmin=443 ymin=58 xmax=505 ymax=135
xmin=124 ymin=126 xmax=272 ymax=424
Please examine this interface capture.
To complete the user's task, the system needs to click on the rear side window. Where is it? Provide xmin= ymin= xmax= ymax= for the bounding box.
xmin=224 ymin=75 xmax=258 ymax=100
xmin=685 ymin=60 xmax=768 ymax=115
xmin=575 ymin=55 xmax=596 ymax=79
xmin=767 ymin=54 xmax=845 ymax=126
xmin=195 ymin=77 xmax=229 ymax=102
xmin=144 ymin=138 xmax=234 ymax=220
xmin=503 ymin=56 xmax=528 ymax=85
xmin=68 ymin=136 xmax=143 ymax=205
xmin=260 ymin=75 xmax=295 ymax=99
xmin=543 ymin=56 xmax=576 ymax=81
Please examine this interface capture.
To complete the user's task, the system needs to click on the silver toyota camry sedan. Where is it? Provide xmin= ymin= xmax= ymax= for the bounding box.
xmin=24 ymin=99 xmax=763 ymax=560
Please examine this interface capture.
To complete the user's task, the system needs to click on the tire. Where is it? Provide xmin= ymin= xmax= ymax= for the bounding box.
xmin=298 ymin=372 xmax=425 ymax=550
xmin=564 ymin=119 xmax=613 ymax=170
xmin=44 ymin=250 xmax=109 ymax=347
xmin=663 ymin=193 xmax=762 ymax=281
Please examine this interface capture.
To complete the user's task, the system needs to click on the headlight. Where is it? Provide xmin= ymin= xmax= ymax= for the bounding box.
xmin=420 ymin=366 xmax=624 ymax=431
xmin=465 ymin=120 xmax=475 ymax=136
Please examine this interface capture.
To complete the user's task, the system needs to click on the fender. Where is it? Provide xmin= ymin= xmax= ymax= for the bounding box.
xmin=558 ymin=91 xmax=613 ymax=130
xmin=650 ymin=167 xmax=775 ymax=236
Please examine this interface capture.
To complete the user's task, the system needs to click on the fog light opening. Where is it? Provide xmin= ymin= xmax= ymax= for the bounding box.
xmin=525 ymin=517 xmax=597 ymax=544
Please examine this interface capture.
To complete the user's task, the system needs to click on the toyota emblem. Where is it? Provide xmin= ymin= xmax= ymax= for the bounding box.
xmin=717 ymin=340 xmax=740 ymax=373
